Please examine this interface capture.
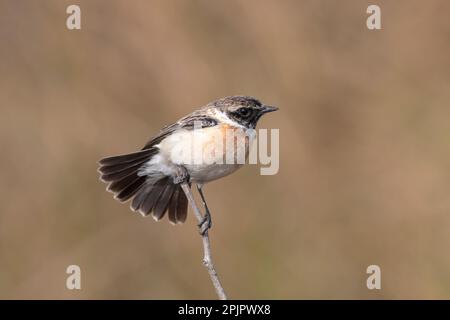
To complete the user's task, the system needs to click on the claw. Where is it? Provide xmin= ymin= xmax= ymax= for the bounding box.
xmin=198 ymin=212 xmax=212 ymax=236
xmin=173 ymin=166 xmax=190 ymax=184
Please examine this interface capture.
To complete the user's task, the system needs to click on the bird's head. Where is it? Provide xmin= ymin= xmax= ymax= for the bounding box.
xmin=211 ymin=96 xmax=278 ymax=129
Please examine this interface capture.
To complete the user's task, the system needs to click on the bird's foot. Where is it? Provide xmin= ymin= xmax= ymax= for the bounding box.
xmin=198 ymin=211 xmax=212 ymax=236
xmin=173 ymin=166 xmax=190 ymax=184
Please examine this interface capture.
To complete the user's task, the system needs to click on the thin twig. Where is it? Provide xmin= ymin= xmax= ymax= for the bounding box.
xmin=180 ymin=182 xmax=228 ymax=300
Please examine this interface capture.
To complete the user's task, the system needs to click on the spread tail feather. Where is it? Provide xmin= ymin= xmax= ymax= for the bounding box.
xmin=131 ymin=177 xmax=188 ymax=223
xmin=98 ymin=148 xmax=188 ymax=223
xmin=98 ymin=148 xmax=156 ymax=202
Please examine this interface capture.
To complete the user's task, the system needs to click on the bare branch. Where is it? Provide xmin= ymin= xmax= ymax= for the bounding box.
xmin=180 ymin=182 xmax=228 ymax=300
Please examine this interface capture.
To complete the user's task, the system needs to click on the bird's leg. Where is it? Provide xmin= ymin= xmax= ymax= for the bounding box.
xmin=197 ymin=184 xmax=212 ymax=235
xmin=173 ymin=165 xmax=190 ymax=185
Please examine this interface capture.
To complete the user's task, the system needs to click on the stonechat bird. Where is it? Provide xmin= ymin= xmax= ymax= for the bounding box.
xmin=98 ymin=96 xmax=278 ymax=233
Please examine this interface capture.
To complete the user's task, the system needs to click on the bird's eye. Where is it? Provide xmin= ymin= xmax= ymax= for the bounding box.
xmin=237 ymin=108 xmax=251 ymax=117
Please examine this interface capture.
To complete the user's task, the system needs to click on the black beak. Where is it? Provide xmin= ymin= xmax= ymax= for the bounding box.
xmin=261 ymin=105 xmax=279 ymax=114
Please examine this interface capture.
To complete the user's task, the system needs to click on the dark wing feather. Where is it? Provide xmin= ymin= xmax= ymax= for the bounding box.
xmin=168 ymin=187 xmax=180 ymax=224
xmin=142 ymin=114 xmax=218 ymax=150
xmin=142 ymin=123 xmax=180 ymax=150
xmin=100 ymin=162 xmax=143 ymax=182
xmin=175 ymin=187 xmax=188 ymax=223
xmin=115 ymin=176 xmax=146 ymax=202
xmin=107 ymin=173 xmax=140 ymax=193
xmin=98 ymin=148 xmax=156 ymax=205
xmin=153 ymin=183 xmax=175 ymax=221
xmin=140 ymin=178 xmax=168 ymax=216
xmin=131 ymin=184 xmax=153 ymax=212
xmin=99 ymin=149 xmax=156 ymax=166
xmin=179 ymin=115 xmax=218 ymax=130
xmin=167 ymin=186 xmax=189 ymax=224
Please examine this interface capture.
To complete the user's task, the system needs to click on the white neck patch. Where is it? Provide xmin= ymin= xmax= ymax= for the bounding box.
xmin=212 ymin=109 xmax=246 ymax=129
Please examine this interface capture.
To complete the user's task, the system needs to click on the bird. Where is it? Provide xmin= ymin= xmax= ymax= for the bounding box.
xmin=98 ymin=96 xmax=278 ymax=234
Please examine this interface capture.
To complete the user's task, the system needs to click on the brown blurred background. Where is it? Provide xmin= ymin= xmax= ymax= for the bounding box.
xmin=0 ymin=0 xmax=449 ymax=299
